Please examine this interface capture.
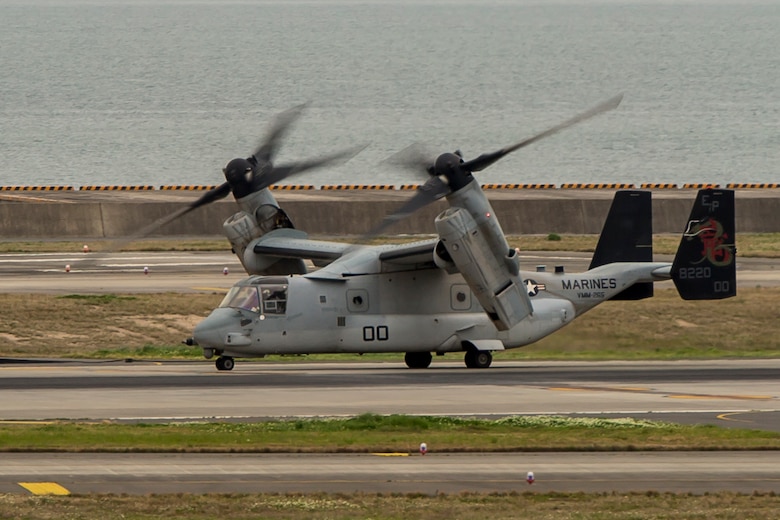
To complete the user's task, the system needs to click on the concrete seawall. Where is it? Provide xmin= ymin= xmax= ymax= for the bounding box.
xmin=1 ymin=190 xmax=778 ymax=239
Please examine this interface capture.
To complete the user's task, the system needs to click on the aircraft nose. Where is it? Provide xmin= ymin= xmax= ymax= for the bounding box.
xmin=193 ymin=308 xmax=244 ymax=348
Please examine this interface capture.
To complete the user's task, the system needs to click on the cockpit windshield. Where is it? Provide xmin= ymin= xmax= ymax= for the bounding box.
xmin=219 ymin=286 xmax=260 ymax=313
xmin=219 ymin=283 xmax=288 ymax=315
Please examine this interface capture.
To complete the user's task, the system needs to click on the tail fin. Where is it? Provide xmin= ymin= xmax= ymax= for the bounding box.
xmin=590 ymin=190 xmax=654 ymax=300
xmin=671 ymin=189 xmax=736 ymax=300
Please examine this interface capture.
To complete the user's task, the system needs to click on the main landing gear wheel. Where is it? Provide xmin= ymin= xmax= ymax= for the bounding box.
xmin=404 ymin=351 xmax=432 ymax=369
xmin=216 ymin=356 xmax=235 ymax=371
xmin=464 ymin=350 xmax=492 ymax=369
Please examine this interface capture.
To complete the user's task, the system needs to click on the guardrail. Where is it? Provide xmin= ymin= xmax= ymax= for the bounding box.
xmin=0 ymin=186 xmax=75 ymax=191
xmin=80 ymin=185 xmax=157 ymax=191
xmin=726 ymin=183 xmax=780 ymax=189
xmin=2 ymin=183 xmax=779 ymax=191
xmin=158 ymin=185 xmax=221 ymax=191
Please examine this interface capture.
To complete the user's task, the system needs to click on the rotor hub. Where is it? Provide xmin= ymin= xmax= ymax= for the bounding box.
xmin=223 ymin=158 xmax=254 ymax=198
xmin=434 ymin=152 xmax=471 ymax=191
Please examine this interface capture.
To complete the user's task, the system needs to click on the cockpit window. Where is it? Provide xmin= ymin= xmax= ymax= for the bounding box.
xmin=218 ymin=283 xmax=288 ymax=315
xmin=260 ymin=284 xmax=287 ymax=315
xmin=219 ymin=286 xmax=260 ymax=313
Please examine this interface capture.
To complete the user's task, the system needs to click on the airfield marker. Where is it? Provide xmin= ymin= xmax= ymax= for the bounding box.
xmin=82 ymin=244 xmax=90 ymax=253
xmin=526 ymin=471 xmax=535 ymax=484
xmin=223 ymin=267 xmax=229 ymax=275
xmin=143 ymin=266 xmax=149 ymax=275
xmin=65 ymin=264 xmax=70 ymax=273
xmin=419 ymin=442 xmax=427 ymax=455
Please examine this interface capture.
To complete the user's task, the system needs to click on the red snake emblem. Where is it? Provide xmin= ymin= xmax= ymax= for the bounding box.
xmin=684 ymin=218 xmax=733 ymax=267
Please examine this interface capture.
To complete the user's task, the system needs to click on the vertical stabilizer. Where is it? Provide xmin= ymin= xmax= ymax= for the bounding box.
xmin=589 ymin=190 xmax=653 ymax=300
xmin=671 ymin=189 xmax=736 ymax=300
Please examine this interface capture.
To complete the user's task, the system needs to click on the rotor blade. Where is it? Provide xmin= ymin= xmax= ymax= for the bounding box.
xmin=381 ymin=142 xmax=436 ymax=178
xmin=252 ymin=103 xmax=309 ymax=164
xmin=252 ymin=144 xmax=368 ymax=190
xmin=127 ymin=182 xmax=231 ymax=240
xmin=463 ymin=93 xmax=624 ymax=172
xmin=71 ymin=207 xmax=198 ymax=271
xmin=66 ymin=182 xmax=232 ymax=271
xmin=366 ymin=176 xmax=450 ymax=237
xmin=188 ymin=181 xmax=232 ymax=211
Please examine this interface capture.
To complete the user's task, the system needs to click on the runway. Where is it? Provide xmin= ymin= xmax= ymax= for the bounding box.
xmin=2 ymin=359 xmax=779 ymax=428
xmin=0 ymin=250 xmax=244 ymax=293
xmin=2 ymin=249 xmax=780 ymax=293
xmin=2 ymin=452 xmax=779 ymax=495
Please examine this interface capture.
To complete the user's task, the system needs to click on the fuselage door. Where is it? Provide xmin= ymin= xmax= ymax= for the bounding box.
xmin=450 ymin=284 xmax=471 ymax=311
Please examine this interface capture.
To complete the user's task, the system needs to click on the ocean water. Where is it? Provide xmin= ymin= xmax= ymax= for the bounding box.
xmin=1 ymin=0 xmax=778 ymax=188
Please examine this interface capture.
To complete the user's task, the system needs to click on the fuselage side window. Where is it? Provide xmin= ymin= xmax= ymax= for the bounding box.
xmin=261 ymin=284 xmax=287 ymax=315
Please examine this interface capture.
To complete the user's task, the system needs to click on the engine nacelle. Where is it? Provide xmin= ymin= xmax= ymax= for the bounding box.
xmin=221 ymin=188 xmax=295 ymax=260
xmin=223 ymin=210 xmax=260 ymax=262
xmin=243 ymin=233 xmax=307 ymax=275
xmin=435 ymin=206 xmax=532 ymax=331
xmin=223 ymin=204 xmax=306 ymax=275
xmin=433 ymin=240 xmax=458 ymax=274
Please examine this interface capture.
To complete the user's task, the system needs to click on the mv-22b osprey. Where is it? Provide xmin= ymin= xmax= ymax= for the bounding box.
xmin=176 ymin=97 xmax=736 ymax=370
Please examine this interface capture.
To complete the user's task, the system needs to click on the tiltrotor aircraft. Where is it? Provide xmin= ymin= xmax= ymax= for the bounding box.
xmin=176 ymin=98 xmax=736 ymax=370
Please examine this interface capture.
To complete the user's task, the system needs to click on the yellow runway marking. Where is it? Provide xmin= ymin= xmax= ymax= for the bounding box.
xmin=371 ymin=452 xmax=409 ymax=457
xmin=550 ymin=386 xmax=772 ymax=401
xmin=669 ymin=394 xmax=772 ymax=400
xmin=548 ymin=386 xmax=649 ymax=393
xmin=717 ymin=412 xmax=755 ymax=423
xmin=191 ymin=286 xmax=230 ymax=293
xmin=19 ymin=482 xmax=71 ymax=495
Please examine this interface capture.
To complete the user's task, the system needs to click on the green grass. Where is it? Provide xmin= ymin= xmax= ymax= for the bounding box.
xmin=1 ymin=415 xmax=778 ymax=453
xmin=0 ymin=416 xmax=778 ymax=518
xmin=2 ymin=288 xmax=779 ymax=360
xmin=1 ymin=233 xmax=779 ymax=257
xmin=1 ymin=491 xmax=778 ymax=520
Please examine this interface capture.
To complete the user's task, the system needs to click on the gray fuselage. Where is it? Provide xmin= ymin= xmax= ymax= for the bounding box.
xmin=192 ymin=261 xmax=669 ymax=359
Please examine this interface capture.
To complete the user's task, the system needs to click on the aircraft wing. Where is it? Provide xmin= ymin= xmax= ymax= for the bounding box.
xmin=252 ymin=229 xmax=352 ymax=264
xmin=303 ymin=238 xmax=438 ymax=280
xmin=377 ymin=239 xmax=437 ymax=266
xmin=253 ymin=230 xmax=437 ymax=279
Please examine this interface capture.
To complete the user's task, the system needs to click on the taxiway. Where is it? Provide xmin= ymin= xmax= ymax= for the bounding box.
xmin=2 ymin=451 xmax=779 ymax=495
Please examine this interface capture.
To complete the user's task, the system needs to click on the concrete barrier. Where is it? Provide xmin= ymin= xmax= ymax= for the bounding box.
xmin=1 ymin=193 xmax=779 ymax=239
xmin=0 ymin=202 xmax=235 ymax=239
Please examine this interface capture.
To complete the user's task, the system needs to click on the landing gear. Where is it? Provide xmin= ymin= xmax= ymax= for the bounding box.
xmin=216 ymin=356 xmax=235 ymax=371
xmin=404 ymin=351 xmax=432 ymax=369
xmin=464 ymin=350 xmax=492 ymax=369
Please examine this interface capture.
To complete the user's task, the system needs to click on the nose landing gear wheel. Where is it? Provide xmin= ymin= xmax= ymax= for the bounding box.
xmin=464 ymin=350 xmax=492 ymax=368
xmin=216 ymin=356 xmax=235 ymax=371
